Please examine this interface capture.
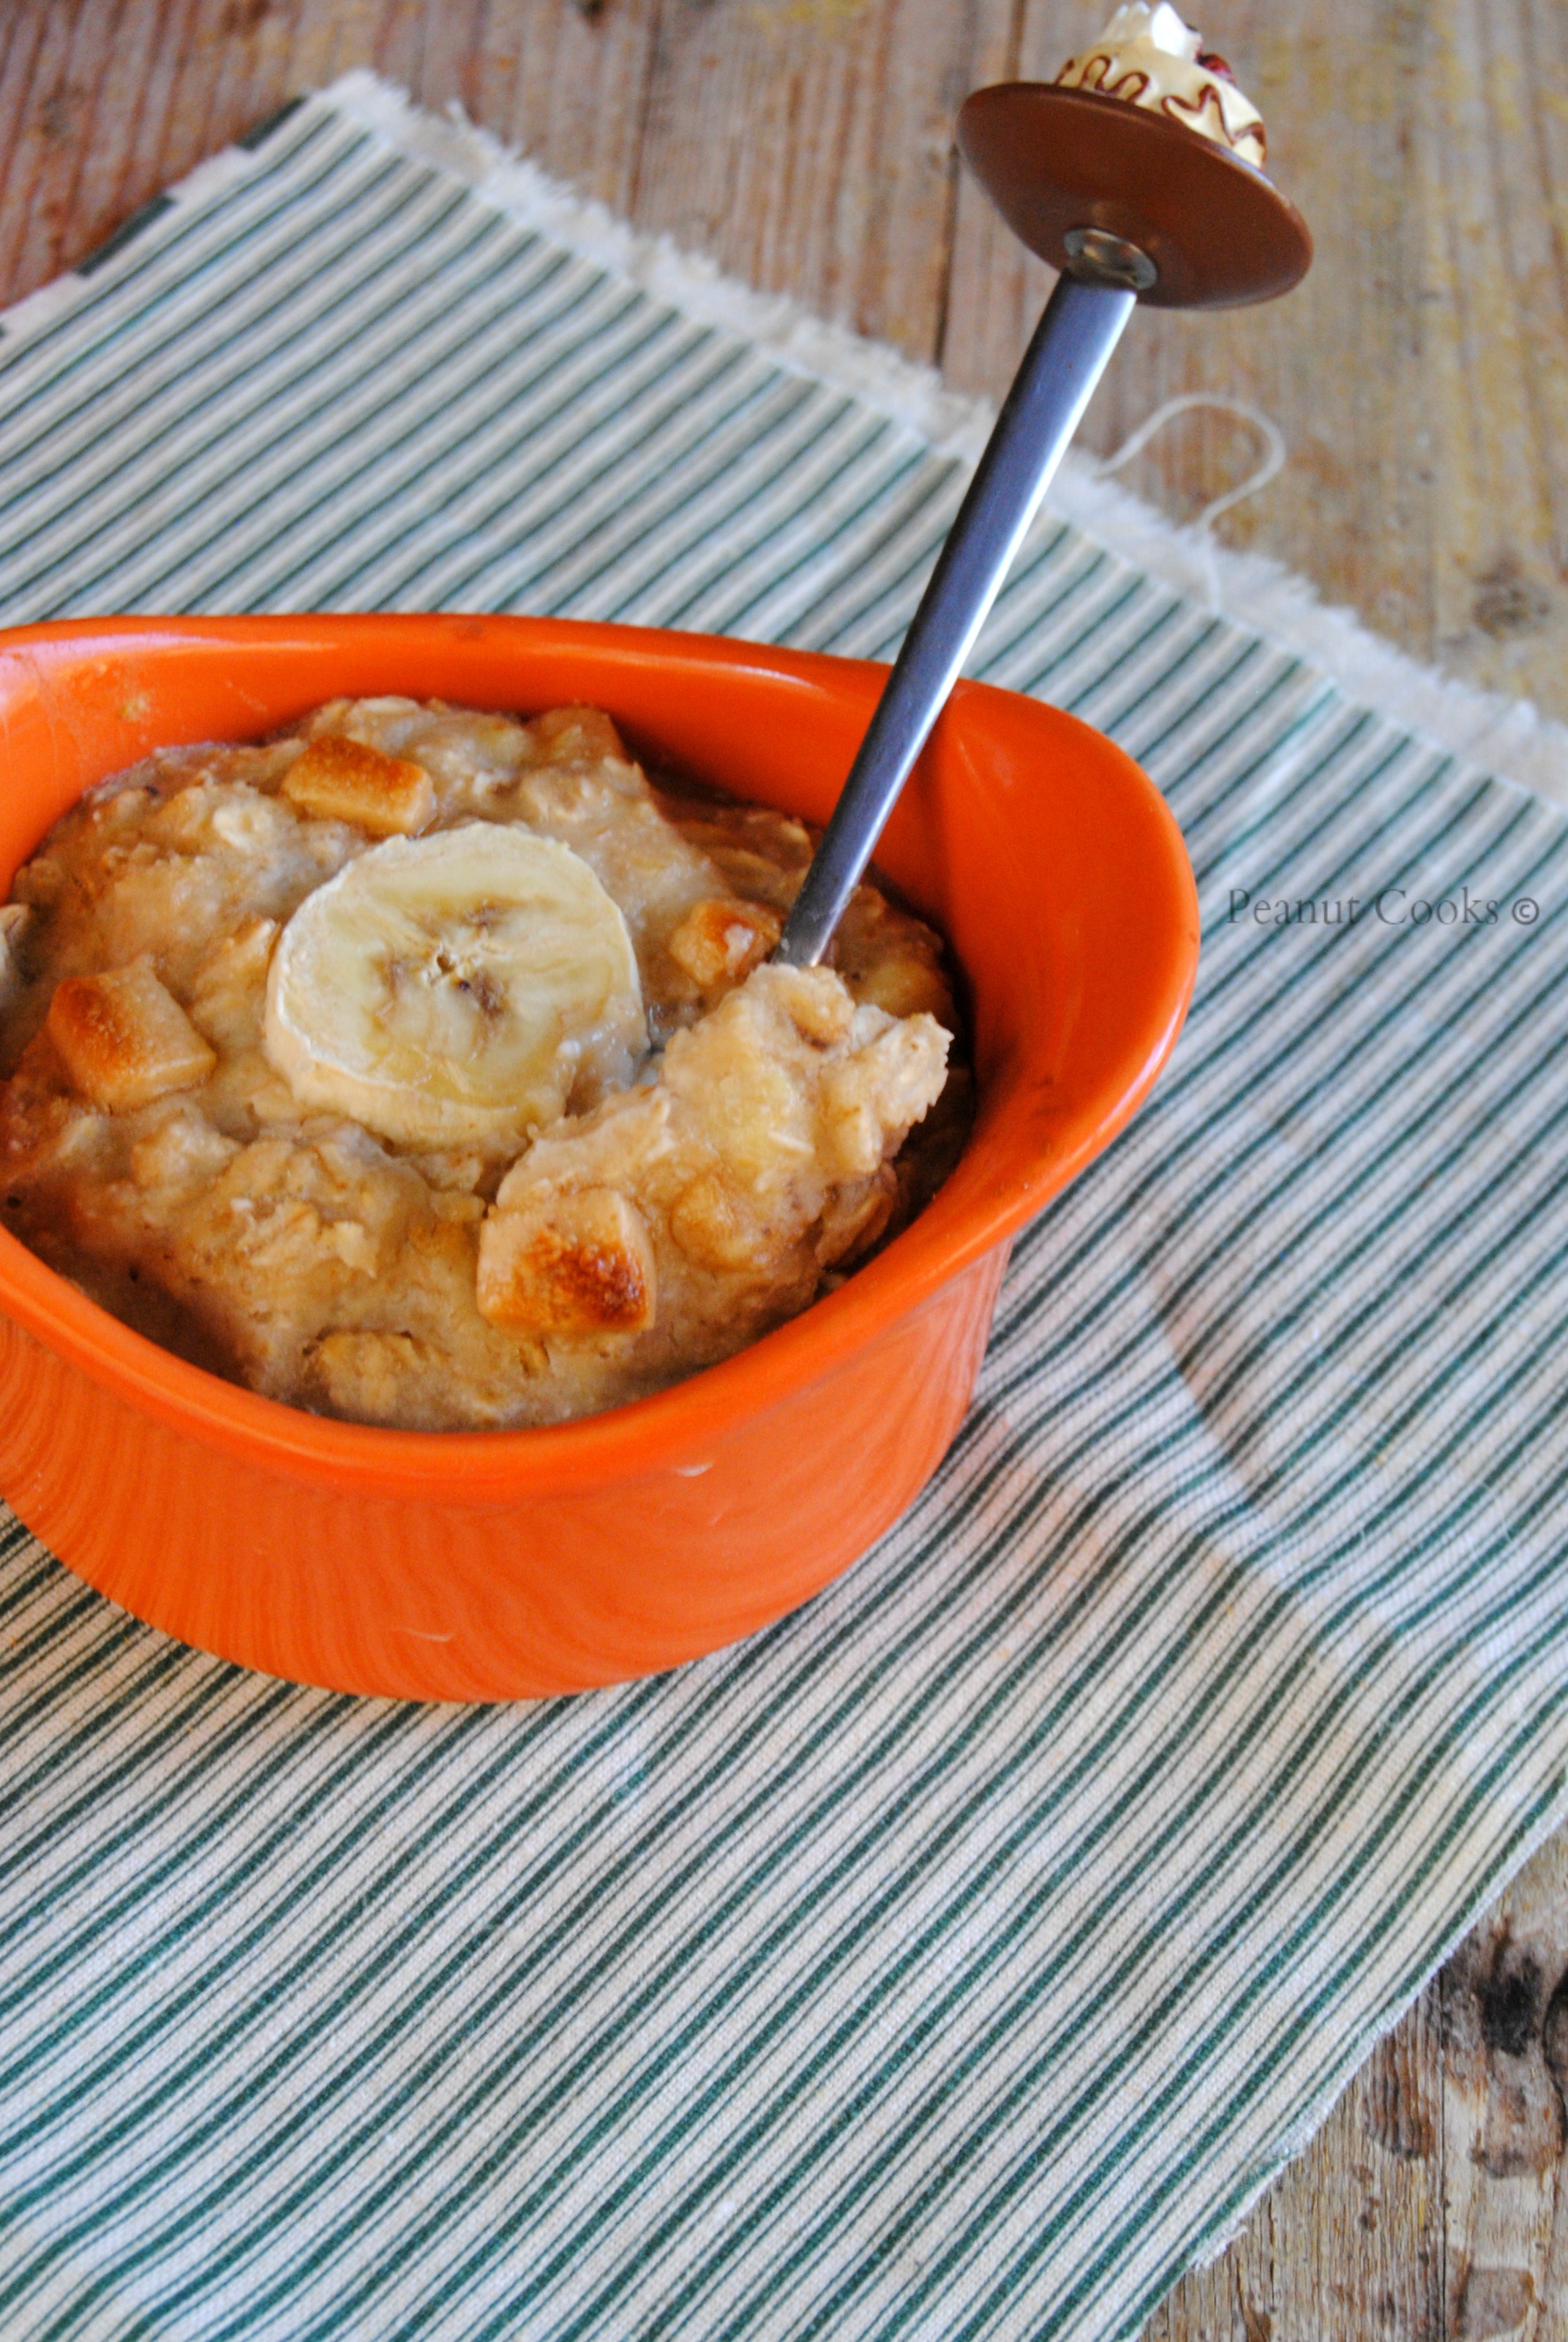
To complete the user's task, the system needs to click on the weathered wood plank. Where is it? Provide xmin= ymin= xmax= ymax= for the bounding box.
xmin=1416 ymin=0 xmax=1568 ymax=708
xmin=1437 ymin=1834 xmax=1568 ymax=2342
xmin=0 ymin=0 xmax=664 ymax=291
xmin=941 ymin=0 xmax=1058 ymax=402
xmin=628 ymin=0 xmax=974 ymax=358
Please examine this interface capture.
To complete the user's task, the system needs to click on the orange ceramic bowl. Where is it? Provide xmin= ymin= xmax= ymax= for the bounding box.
xmin=0 ymin=615 xmax=1198 ymax=1700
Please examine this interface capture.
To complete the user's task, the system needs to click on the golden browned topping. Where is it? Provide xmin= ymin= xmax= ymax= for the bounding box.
xmin=477 ymin=1186 xmax=657 ymax=1339
xmin=0 ymin=699 xmax=968 ymax=1430
xmin=282 ymin=733 xmax=437 ymax=837
xmin=47 ymin=964 xmax=217 ymax=1113
xmin=478 ymin=964 xmax=948 ymax=1372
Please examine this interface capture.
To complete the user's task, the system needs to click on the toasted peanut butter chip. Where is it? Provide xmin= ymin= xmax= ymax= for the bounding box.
xmin=48 ymin=964 xmax=217 ymax=1111
xmin=477 ymin=1187 xmax=657 ymax=1340
xmin=283 ymin=734 xmax=437 ymax=836
xmin=668 ymin=898 xmax=782 ymax=990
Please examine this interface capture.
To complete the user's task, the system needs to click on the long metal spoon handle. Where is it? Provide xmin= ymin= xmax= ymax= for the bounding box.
xmin=775 ymin=271 xmax=1137 ymax=967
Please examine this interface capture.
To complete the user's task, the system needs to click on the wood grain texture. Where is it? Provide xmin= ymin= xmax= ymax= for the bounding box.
xmin=1 ymin=4 xmax=1567 ymax=2332
xmin=629 ymin=0 xmax=969 ymax=359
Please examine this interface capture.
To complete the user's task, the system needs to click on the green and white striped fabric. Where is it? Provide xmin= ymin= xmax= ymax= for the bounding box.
xmin=2 ymin=75 xmax=1567 ymax=2342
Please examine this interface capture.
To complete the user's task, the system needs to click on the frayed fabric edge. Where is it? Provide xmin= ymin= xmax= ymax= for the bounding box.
xmin=8 ymin=64 xmax=1566 ymax=810
xmin=1162 ymin=1774 xmax=1568 ymax=2300
xmin=318 ymin=71 xmax=1568 ymax=810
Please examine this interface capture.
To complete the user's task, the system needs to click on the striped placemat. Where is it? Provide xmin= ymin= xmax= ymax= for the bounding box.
xmin=3 ymin=74 xmax=1567 ymax=2342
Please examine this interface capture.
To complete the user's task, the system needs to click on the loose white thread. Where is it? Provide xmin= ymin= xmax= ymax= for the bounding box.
xmin=1090 ymin=394 xmax=1286 ymax=616
xmin=1094 ymin=393 xmax=1287 ymax=532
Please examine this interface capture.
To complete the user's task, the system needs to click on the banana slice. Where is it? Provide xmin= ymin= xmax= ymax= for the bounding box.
xmin=263 ymin=822 xmax=645 ymax=1149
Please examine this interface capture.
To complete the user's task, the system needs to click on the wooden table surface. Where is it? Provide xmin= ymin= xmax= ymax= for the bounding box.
xmin=5 ymin=3 xmax=1568 ymax=2333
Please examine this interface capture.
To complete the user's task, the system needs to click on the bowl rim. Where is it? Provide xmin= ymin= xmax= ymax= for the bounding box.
xmin=0 ymin=614 xmax=1199 ymax=1501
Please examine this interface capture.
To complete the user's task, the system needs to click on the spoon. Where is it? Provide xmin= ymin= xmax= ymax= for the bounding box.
xmin=774 ymin=76 xmax=1312 ymax=968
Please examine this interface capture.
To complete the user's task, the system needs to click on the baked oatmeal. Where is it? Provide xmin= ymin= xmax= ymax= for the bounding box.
xmin=0 ymin=699 xmax=968 ymax=1432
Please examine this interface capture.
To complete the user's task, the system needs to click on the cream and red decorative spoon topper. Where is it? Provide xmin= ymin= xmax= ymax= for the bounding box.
xmin=956 ymin=2 xmax=1311 ymax=313
xmin=1056 ymin=2 xmax=1267 ymax=168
